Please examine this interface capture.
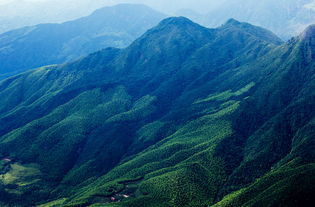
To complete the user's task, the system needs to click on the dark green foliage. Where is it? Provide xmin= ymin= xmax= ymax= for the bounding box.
xmin=212 ymin=160 xmax=315 ymax=207
xmin=0 ymin=17 xmax=314 ymax=207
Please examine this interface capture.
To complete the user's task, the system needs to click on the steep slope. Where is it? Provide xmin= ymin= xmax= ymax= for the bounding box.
xmin=60 ymin=22 xmax=315 ymax=207
xmin=0 ymin=18 xmax=285 ymax=207
xmin=0 ymin=4 xmax=165 ymax=78
xmin=1 ymin=16 xmax=315 ymax=207
xmin=212 ymin=161 xmax=315 ymax=207
xmin=210 ymin=24 xmax=315 ymax=207
xmin=56 ymin=23 xmax=315 ymax=207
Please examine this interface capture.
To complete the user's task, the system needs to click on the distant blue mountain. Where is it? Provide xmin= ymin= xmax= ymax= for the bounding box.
xmin=0 ymin=4 xmax=166 ymax=78
xmin=178 ymin=0 xmax=315 ymax=40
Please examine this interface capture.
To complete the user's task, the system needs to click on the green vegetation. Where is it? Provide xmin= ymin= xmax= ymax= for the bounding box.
xmin=0 ymin=163 xmax=41 ymax=186
xmin=36 ymin=199 xmax=67 ymax=207
xmin=212 ymin=160 xmax=315 ymax=207
xmin=0 ymin=17 xmax=314 ymax=207
xmin=194 ymin=82 xmax=255 ymax=104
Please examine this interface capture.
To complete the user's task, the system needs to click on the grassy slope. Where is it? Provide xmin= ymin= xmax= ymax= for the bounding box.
xmin=62 ymin=26 xmax=315 ymax=207
xmin=1 ymin=17 xmax=314 ymax=207
xmin=212 ymin=160 xmax=315 ymax=207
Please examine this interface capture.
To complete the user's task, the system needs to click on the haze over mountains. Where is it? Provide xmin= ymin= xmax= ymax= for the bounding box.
xmin=2 ymin=1 xmax=315 ymax=79
xmin=0 ymin=0 xmax=222 ymax=34
xmin=0 ymin=0 xmax=109 ymax=34
xmin=2 ymin=0 xmax=315 ymax=40
xmin=0 ymin=12 xmax=315 ymax=207
xmin=0 ymin=1 xmax=315 ymax=207
xmin=0 ymin=4 xmax=165 ymax=78
xmin=178 ymin=0 xmax=315 ymax=40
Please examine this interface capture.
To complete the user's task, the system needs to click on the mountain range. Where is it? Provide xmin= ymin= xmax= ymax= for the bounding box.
xmin=0 ymin=15 xmax=314 ymax=207
xmin=0 ymin=4 xmax=165 ymax=79
xmin=179 ymin=0 xmax=315 ymax=40
xmin=0 ymin=0 xmax=109 ymax=34
xmin=2 ymin=1 xmax=315 ymax=80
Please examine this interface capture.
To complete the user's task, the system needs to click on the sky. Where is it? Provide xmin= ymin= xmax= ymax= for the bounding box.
xmin=0 ymin=0 xmax=225 ymax=16
xmin=0 ymin=0 xmax=226 ymax=33
xmin=0 ymin=0 xmax=313 ymax=42
xmin=1 ymin=0 xmax=313 ymax=38
xmin=0 ymin=0 xmax=107 ymax=18
xmin=105 ymin=0 xmax=226 ymax=13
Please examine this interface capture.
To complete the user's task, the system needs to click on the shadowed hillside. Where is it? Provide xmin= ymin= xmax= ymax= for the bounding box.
xmin=0 ymin=17 xmax=314 ymax=207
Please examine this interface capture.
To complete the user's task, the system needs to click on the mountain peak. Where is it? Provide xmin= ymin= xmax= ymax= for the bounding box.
xmin=91 ymin=3 xmax=165 ymax=17
xmin=136 ymin=16 xmax=213 ymax=45
xmin=152 ymin=16 xmax=211 ymax=35
xmin=298 ymin=24 xmax=315 ymax=62
xmin=220 ymin=18 xmax=283 ymax=45
xmin=225 ymin=18 xmax=242 ymax=26
xmin=159 ymin=16 xmax=196 ymax=27
xmin=299 ymin=24 xmax=315 ymax=41
xmin=138 ymin=16 xmax=211 ymax=39
xmin=221 ymin=18 xmax=256 ymax=30
xmin=94 ymin=3 xmax=152 ymax=12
